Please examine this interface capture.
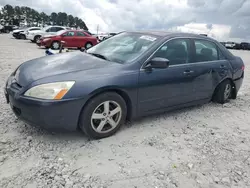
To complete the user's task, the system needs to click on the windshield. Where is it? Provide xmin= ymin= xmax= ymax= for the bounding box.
xmin=87 ymin=32 xmax=159 ymax=64
xmin=42 ymin=26 xmax=50 ymax=31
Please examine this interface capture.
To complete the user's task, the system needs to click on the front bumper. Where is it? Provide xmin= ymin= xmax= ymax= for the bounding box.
xmin=12 ymin=33 xmax=19 ymax=38
xmin=37 ymin=40 xmax=51 ymax=47
xmin=4 ymin=76 xmax=83 ymax=131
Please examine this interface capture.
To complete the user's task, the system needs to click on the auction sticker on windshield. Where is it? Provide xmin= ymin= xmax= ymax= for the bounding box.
xmin=140 ymin=35 xmax=157 ymax=41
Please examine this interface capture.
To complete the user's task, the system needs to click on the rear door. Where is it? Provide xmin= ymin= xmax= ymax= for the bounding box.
xmin=75 ymin=31 xmax=87 ymax=48
xmin=188 ymin=39 xmax=232 ymax=100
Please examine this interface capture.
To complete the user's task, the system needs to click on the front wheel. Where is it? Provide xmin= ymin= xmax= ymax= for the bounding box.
xmin=34 ymin=35 xmax=41 ymax=43
xmin=51 ymin=41 xmax=60 ymax=50
xmin=20 ymin=34 xmax=26 ymax=40
xmin=212 ymin=80 xmax=232 ymax=104
xmin=79 ymin=92 xmax=127 ymax=139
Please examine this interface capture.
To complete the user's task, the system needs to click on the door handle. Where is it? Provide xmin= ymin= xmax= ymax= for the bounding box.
xmin=183 ymin=70 xmax=194 ymax=75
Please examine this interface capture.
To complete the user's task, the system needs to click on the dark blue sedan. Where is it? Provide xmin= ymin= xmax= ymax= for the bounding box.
xmin=4 ymin=31 xmax=245 ymax=139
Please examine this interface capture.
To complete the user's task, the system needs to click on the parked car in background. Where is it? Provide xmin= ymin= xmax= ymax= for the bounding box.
xmin=96 ymin=33 xmax=109 ymax=41
xmin=37 ymin=30 xmax=98 ymax=49
xmin=220 ymin=42 xmax=226 ymax=46
xmin=26 ymin=26 xmax=70 ymax=43
xmin=12 ymin=27 xmax=27 ymax=38
xmin=5 ymin=31 xmax=245 ymax=139
xmin=240 ymin=42 xmax=250 ymax=50
xmin=0 ymin=25 xmax=18 ymax=33
xmin=225 ymin=42 xmax=240 ymax=49
xmin=102 ymin=33 xmax=118 ymax=41
xmin=21 ymin=27 xmax=41 ymax=39
xmin=13 ymin=27 xmax=41 ymax=39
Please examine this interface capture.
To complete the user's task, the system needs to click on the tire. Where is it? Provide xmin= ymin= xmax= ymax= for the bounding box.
xmin=212 ymin=79 xmax=232 ymax=104
xmin=34 ymin=35 xmax=41 ymax=43
xmin=79 ymin=92 xmax=127 ymax=139
xmin=85 ymin=42 xmax=93 ymax=49
xmin=51 ymin=41 xmax=60 ymax=50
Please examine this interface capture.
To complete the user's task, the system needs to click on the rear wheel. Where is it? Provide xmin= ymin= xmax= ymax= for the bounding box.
xmin=212 ymin=80 xmax=232 ymax=104
xmin=85 ymin=42 xmax=93 ymax=49
xmin=79 ymin=92 xmax=127 ymax=139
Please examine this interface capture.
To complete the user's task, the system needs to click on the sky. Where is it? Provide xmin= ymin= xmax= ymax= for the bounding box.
xmin=0 ymin=0 xmax=250 ymax=42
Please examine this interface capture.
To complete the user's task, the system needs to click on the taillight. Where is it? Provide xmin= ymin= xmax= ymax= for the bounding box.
xmin=242 ymin=65 xmax=245 ymax=71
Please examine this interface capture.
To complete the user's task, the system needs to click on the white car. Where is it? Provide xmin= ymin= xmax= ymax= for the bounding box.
xmin=13 ymin=27 xmax=41 ymax=39
xmin=225 ymin=42 xmax=236 ymax=49
xmin=26 ymin=26 xmax=70 ymax=43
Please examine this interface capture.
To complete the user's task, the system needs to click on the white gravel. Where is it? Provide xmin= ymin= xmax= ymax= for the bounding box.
xmin=0 ymin=34 xmax=250 ymax=188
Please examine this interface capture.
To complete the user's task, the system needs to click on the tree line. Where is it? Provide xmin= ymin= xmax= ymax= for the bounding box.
xmin=0 ymin=4 xmax=88 ymax=30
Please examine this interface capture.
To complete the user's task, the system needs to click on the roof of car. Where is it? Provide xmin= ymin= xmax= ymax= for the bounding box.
xmin=128 ymin=30 xmax=212 ymax=40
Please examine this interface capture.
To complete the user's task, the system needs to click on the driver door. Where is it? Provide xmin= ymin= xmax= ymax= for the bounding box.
xmin=137 ymin=38 xmax=195 ymax=113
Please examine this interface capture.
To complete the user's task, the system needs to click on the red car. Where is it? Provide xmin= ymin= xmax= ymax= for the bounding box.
xmin=38 ymin=30 xmax=98 ymax=50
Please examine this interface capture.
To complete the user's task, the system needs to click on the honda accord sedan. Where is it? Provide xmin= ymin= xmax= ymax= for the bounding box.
xmin=4 ymin=31 xmax=245 ymax=139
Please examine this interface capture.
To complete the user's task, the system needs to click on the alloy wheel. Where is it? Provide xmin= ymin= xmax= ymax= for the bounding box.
xmin=91 ymin=101 xmax=122 ymax=134
xmin=224 ymin=84 xmax=231 ymax=100
xmin=53 ymin=42 xmax=60 ymax=49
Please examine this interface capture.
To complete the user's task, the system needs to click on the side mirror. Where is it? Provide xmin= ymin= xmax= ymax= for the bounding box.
xmin=146 ymin=57 xmax=169 ymax=69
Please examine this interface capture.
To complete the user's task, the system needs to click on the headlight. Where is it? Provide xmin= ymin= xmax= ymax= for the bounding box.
xmin=24 ymin=81 xmax=75 ymax=100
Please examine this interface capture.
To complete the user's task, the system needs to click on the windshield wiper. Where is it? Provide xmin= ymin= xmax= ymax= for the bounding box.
xmin=88 ymin=53 xmax=111 ymax=61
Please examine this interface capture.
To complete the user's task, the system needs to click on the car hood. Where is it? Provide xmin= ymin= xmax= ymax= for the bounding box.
xmin=15 ymin=51 xmax=118 ymax=87
xmin=13 ymin=29 xmax=24 ymax=33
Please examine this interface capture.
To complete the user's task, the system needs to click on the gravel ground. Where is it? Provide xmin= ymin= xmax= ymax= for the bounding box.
xmin=0 ymin=34 xmax=250 ymax=188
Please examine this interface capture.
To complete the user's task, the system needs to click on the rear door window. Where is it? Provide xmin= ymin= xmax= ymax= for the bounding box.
xmin=193 ymin=40 xmax=219 ymax=62
xmin=49 ymin=27 xmax=57 ymax=32
xmin=55 ymin=27 xmax=64 ymax=32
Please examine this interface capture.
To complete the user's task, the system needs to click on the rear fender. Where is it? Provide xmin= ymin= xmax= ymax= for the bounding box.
xmin=229 ymin=56 xmax=244 ymax=80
